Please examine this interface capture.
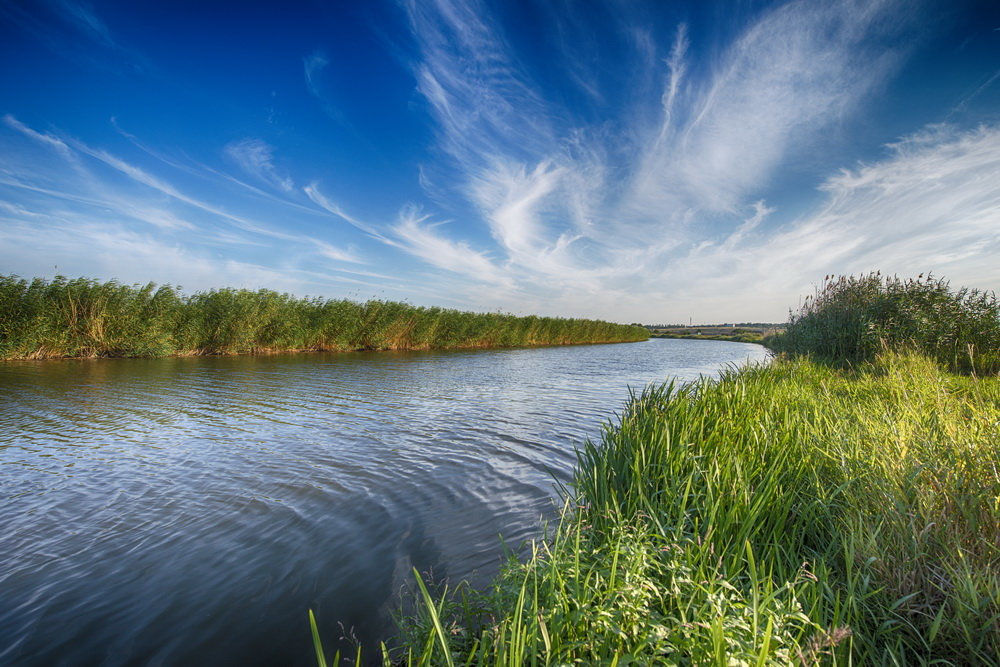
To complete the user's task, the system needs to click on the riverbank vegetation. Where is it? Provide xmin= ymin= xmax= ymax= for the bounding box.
xmin=312 ymin=273 xmax=999 ymax=665
xmin=765 ymin=272 xmax=1000 ymax=374
xmin=0 ymin=275 xmax=647 ymax=360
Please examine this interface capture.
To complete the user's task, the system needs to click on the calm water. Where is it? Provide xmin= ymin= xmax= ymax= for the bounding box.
xmin=0 ymin=338 xmax=767 ymax=665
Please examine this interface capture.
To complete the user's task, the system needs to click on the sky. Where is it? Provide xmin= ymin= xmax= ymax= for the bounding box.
xmin=1 ymin=0 xmax=999 ymax=324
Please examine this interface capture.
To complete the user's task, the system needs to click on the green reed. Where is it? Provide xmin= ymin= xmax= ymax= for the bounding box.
xmin=0 ymin=275 xmax=647 ymax=359
xmin=765 ymin=272 xmax=1000 ymax=374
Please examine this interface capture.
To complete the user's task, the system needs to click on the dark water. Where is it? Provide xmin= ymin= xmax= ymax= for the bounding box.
xmin=0 ymin=338 xmax=767 ymax=665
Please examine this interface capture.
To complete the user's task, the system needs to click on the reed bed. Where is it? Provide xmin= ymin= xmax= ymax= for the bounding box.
xmin=356 ymin=353 xmax=997 ymax=665
xmin=0 ymin=275 xmax=647 ymax=359
xmin=765 ymin=273 xmax=1000 ymax=374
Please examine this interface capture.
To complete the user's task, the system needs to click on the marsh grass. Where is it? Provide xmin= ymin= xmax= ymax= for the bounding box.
xmin=765 ymin=273 xmax=1000 ymax=374
xmin=315 ymin=352 xmax=999 ymax=665
xmin=0 ymin=275 xmax=647 ymax=359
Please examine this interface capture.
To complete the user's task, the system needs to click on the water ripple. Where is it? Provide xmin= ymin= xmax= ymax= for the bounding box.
xmin=0 ymin=339 xmax=767 ymax=665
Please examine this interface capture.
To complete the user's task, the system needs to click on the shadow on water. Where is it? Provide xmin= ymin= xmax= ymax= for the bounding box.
xmin=0 ymin=340 xmax=768 ymax=665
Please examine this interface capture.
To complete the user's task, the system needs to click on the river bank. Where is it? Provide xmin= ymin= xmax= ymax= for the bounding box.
xmin=364 ymin=352 xmax=999 ymax=664
xmin=338 ymin=274 xmax=1000 ymax=664
xmin=0 ymin=275 xmax=647 ymax=360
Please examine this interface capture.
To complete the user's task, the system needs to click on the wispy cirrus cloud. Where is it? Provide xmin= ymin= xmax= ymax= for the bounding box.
xmin=388 ymin=207 xmax=511 ymax=287
xmin=60 ymin=0 xmax=116 ymax=48
xmin=1 ymin=0 xmax=150 ymax=73
xmin=381 ymin=0 xmax=973 ymax=320
xmin=400 ymin=0 xmax=554 ymax=167
xmin=15 ymin=123 xmax=353 ymax=250
xmin=0 ymin=117 xmax=369 ymax=290
xmin=628 ymin=123 xmax=1000 ymax=321
xmin=302 ymin=183 xmax=385 ymax=240
xmin=303 ymin=49 xmax=353 ymax=127
xmin=645 ymin=0 xmax=910 ymax=214
xmin=224 ymin=138 xmax=294 ymax=193
xmin=315 ymin=240 xmax=363 ymax=264
xmin=304 ymin=51 xmax=329 ymax=99
xmin=0 ymin=216 xmax=295 ymax=292
xmin=3 ymin=114 xmax=79 ymax=166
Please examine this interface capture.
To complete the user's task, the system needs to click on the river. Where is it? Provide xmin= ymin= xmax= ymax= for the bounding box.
xmin=0 ymin=338 xmax=768 ymax=665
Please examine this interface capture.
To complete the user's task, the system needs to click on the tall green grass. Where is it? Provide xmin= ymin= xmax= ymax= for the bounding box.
xmin=765 ymin=273 xmax=1000 ymax=374
xmin=315 ymin=353 xmax=1000 ymax=665
xmin=0 ymin=275 xmax=647 ymax=359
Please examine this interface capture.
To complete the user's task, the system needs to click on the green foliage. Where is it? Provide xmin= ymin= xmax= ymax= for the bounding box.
xmin=338 ymin=354 xmax=999 ymax=665
xmin=0 ymin=274 xmax=648 ymax=359
xmin=765 ymin=273 xmax=1000 ymax=374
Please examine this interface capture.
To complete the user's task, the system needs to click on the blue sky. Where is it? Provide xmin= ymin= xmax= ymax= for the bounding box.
xmin=1 ymin=0 xmax=999 ymax=323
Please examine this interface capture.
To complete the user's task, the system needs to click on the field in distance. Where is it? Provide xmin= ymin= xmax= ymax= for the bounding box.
xmin=644 ymin=323 xmax=784 ymax=343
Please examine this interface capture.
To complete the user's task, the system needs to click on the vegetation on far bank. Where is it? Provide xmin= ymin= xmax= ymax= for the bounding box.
xmin=310 ymin=272 xmax=999 ymax=665
xmin=646 ymin=324 xmax=783 ymax=344
xmin=650 ymin=330 xmax=764 ymax=343
xmin=0 ymin=275 xmax=648 ymax=360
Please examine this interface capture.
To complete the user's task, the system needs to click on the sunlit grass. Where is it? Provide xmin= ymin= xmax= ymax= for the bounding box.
xmin=0 ymin=275 xmax=648 ymax=359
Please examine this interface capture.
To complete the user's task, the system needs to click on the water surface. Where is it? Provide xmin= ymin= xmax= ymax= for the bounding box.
xmin=0 ymin=338 xmax=767 ymax=665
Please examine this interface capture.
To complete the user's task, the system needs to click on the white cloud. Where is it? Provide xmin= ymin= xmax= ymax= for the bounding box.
xmin=388 ymin=207 xmax=510 ymax=286
xmin=3 ymin=114 xmax=78 ymax=164
xmin=303 ymin=51 xmax=328 ymax=98
xmin=0 ymin=118 xmax=377 ymax=291
xmin=0 ymin=217 xmax=299 ymax=293
xmin=470 ymin=160 xmax=564 ymax=260
xmin=303 ymin=183 xmax=383 ymax=238
xmin=315 ymin=240 xmax=363 ymax=264
xmin=639 ymin=123 xmax=1000 ymax=322
xmin=632 ymin=0 xmax=911 ymax=215
xmin=223 ymin=138 xmax=293 ymax=193
xmin=395 ymin=121 xmax=1000 ymax=323
xmin=303 ymin=49 xmax=352 ymax=126
xmin=60 ymin=0 xmax=116 ymax=48
xmin=401 ymin=0 xmax=554 ymax=167
xmin=390 ymin=0 xmax=968 ymax=322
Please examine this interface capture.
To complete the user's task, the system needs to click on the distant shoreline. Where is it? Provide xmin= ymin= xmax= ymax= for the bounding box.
xmin=649 ymin=332 xmax=763 ymax=343
xmin=645 ymin=324 xmax=783 ymax=344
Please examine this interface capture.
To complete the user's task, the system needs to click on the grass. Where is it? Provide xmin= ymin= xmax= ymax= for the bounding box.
xmin=0 ymin=275 xmax=648 ymax=359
